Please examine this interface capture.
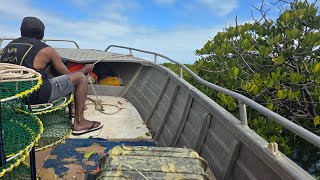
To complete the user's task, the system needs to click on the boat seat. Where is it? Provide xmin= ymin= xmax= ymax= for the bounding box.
xmin=96 ymin=145 xmax=211 ymax=179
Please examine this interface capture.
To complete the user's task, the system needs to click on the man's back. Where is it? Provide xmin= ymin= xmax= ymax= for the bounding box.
xmin=1 ymin=37 xmax=48 ymax=71
xmin=0 ymin=37 xmax=52 ymax=104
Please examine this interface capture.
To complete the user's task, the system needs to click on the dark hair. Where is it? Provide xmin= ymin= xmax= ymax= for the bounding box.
xmin=20 ymin=17 xmax=45 ymax=40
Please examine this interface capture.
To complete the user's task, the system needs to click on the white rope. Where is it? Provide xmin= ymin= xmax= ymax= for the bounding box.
xmin=85 ymin=61 xmax=122 ymax=115
xmin=0 ymin=63 xmax=41 ymax=82
xmin=30 ymin=97 xmax=68 ymax=112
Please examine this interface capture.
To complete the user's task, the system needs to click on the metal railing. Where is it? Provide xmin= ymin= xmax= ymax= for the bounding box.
xmin=0 ymin=38 xmax=80 ymax=49
xmin=106 ymin=44 xmax=320 ymax=149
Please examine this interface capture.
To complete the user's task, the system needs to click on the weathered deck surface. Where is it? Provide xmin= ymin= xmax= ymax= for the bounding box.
xmin=70 ymin=95 xmax=151 ymax=139
xmin=34 ymin=95 xmax=151 ymax=179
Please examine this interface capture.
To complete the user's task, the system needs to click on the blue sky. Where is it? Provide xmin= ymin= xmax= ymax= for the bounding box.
xmin=1 ymin=0 xmax=316 ymax=64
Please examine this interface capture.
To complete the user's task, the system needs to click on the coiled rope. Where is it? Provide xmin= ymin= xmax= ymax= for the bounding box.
xmin=0 ymin=63 xmax=41 ymax=82
xmin=86 ymin=77 xmax=122 ymax=115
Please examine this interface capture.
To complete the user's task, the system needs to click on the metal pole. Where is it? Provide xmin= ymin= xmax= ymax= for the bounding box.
xmin=26 ymin=97 xmax=36 ymax=179
xmin=239 ymin=100 xmax=248 ymax=126
xmin=30 ymin=147 xmax=36 ymax=180
xmin=0 ymin=39 xmax=3 ymax=47
xmin=68 ymin=101 xmax=72 ymax=121
xmin=129 ymin=49 xmax=132 ymax=55
xmin=0 ymin=101 xmax=6 ymax=167
xmin=154 ymin=54 xmax=157 ymax=64
xmin=179 ymin=67 xmax=183 ymax=78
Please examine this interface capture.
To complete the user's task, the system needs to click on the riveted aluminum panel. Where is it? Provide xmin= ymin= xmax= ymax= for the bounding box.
xmin=158 ymin=88 xmax=189 ymax=146
xmin=124 ymin=67 xmax=167 ymax=120
xmin=229 ymin=145 xmax=281 ymax=180
xmin=55 ymin=48 xmax=145 ymax=62
xmin=148 ymin=80 xmax=177 ymax=134
xmin=200 ymin=117 xmax=240 ymax=180
xmin=176 ymin=100 xmax=210 ymax=149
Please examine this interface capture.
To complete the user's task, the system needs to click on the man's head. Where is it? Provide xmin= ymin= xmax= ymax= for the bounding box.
xmin=20 ymin=17 xmax=45 ymax=40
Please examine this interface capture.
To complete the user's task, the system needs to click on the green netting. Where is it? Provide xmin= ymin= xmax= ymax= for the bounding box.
xmin=0 ymin=63 xmax=41 ymax=100
xmin=1 ymin=162 xmax=31 ymax=180
xmin=0 ymin=81 xmax=38 ymax=99
xmin=0 ymin=63 xmax=43 ymax=178
xmin=31 ymin=95 xmax=73 ymax=114
xmin=1 ymin=99 xmax=42 ymax=157
xmin=30 ymin=95 xmax=73 ymax=151
xmin=36 ymin=109 xmax=72 ymax=151
xmin=0 ymin=98 xmax=43 ymax=178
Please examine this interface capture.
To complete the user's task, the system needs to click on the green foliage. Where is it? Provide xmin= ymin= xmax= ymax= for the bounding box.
xmin=249 ymin=116 xmax=291 ymax=155
xmin=195 ymin=0 xmax=320 ymax=137
xmin=163 ymin=0 xmax=320 ymax=162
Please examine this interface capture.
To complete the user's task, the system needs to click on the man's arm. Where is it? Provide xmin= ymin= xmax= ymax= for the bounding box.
xmin=34 ymin=47 xmax=70 ymax=75
xmin=34 ymin=47 xmax=94 ymax=75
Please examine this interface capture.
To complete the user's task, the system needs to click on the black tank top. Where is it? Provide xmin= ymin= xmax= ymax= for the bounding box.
xmin=0 ymin=37 xmax=52 ymax=104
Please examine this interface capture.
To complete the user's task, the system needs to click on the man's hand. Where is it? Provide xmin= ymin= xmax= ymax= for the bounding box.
xmin=82 ymin=64 xmax=95 ymax=74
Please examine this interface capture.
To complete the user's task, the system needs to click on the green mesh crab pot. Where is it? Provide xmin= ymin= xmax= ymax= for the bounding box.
xmin=0 ymin=63 xmax=43 ymax=178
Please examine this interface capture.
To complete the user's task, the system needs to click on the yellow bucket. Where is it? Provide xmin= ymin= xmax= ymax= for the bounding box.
xmin=98 ymin=77 xmax=123 ymax=86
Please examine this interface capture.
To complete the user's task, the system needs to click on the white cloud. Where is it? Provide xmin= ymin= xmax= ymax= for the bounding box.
xmin=154 ymin=0 xmax=177 ymax=5
xmin=0 ymin=0 xmax=223 ymax=64
xmin=154 ymin=0 xmax=238 ymax=16
xmin=96 ymin=1 xmax=140 ymax=22
xmin=153 ymin=0 xmax=238 ymax=16
xmin=67 ymin=0 xmax=97 ymax=7
xmin=194 ymin=0 xmax=238 ymax=16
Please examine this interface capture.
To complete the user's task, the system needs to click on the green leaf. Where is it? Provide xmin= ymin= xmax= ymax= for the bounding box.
xmin=228 ymin=102 xmax=237 ymax=111
xmin=267 ymin=103 xmax=273 ymax=110
xmin=222 ymin=96 xmax=229 ymax=105
xmin=233 ymin=67 xmax=239 ymax=77
xmin=289 ymin=73 xmax=302 ymax=83
xmin=264 ymin=79 xmax=274 ymax=88
xmin=284 ymin=12 xmax=290 ymax=22
xmin=287 ymin=89 xmax=298 ymax=100
xmin=277 ymin=89 xmax=287 ymax=100
xmin=278 ymin=90 xmax=283 ymax=99
xmin=314 ymin=63 xmax=320 ymax=73
xmin=145 ymin=132 xmax=151 ymax=136
xmin=273 ymin=55 xmax=285 ymax=64
xmin=84 ymin=151 xmax=95 ymax=159
xmin=313 ymin=116 xmax=320 ymax=127
xmin=285 ymin=28 xmax=299 ymax=39
xmin=315 ymin=76 xmax=320 ymax=84
xmin=252 ymin=85 xmax=259 ymax=95
xmin=271 ymin=71 xmax=280 ymax=80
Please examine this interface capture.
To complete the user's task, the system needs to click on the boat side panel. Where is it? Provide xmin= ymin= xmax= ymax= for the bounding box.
xmin=200 ymin=116 xmax=241 ymax=180
xmin=176 ymin=100 xmax=209 ymax=149
xmin=157 ymin=87 xmax=189 ymax=146
xmin=125 ymin=63 xmax=315 ymax=180
xmin=147 ymin=80 xmax=177 ymax=134
xmin=123 ymin=67 xmax=167 ymax=120
xmin=229 ymin=145 xmax=282 ymax=180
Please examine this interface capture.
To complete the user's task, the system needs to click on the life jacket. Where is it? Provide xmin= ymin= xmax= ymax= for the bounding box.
xmin=0 ymin=37 xmax=52 ymax=104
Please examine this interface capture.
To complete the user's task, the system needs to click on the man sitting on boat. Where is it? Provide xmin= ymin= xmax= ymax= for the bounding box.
xmin=0 ymin=17 xmax=103 ymax=135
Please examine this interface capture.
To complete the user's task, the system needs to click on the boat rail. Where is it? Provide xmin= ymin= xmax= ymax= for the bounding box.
xmin=105 ymin=44 xmax=320 ymax=149
xmin=0 ymin=38 xmax=80 ymax=49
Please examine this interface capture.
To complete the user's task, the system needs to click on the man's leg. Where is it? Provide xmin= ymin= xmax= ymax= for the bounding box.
xmin=67 ymin=72 xmax=102 ymax=131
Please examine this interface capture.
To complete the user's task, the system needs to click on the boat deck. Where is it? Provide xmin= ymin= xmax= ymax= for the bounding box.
xmin=70 ymin=95 xmax=151 ymax=139
xmin=33 ymin=95 xmax=153 ymax=179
